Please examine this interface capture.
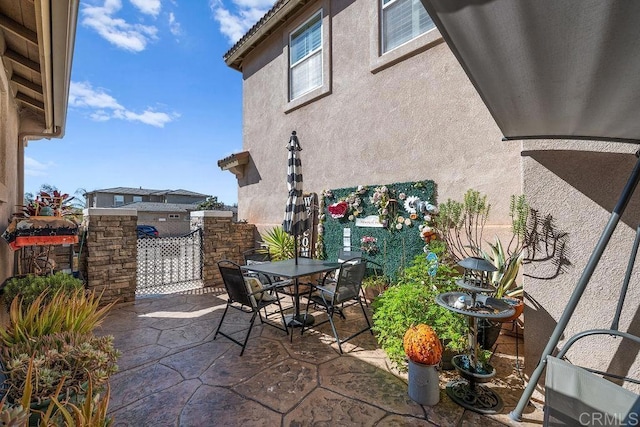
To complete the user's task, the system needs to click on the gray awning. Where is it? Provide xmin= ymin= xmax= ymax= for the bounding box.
xmin=420 ymin=0 xmax=640 ymax=144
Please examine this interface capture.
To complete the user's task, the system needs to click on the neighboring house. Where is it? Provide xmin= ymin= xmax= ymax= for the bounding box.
xmin=121 ymin=201 xmax=203 ymax=237
xmin=0 ymin=1 xmax=78 ymax=282
xmin=220 ymin=0 xmax=640 ymax=395
xmin=220 ymin=0 xmax=521 ymax=237
xmin=84 ymin=187 xmax=208 ymax=208
xmin=117 ymin=201 xmax=238 ymax=237
xmin=85 ymin=187 xmax=236 ymax=236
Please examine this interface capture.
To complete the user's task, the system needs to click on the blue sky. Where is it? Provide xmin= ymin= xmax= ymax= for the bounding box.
xmin=24 ymin=0 xmax=276 ymax=206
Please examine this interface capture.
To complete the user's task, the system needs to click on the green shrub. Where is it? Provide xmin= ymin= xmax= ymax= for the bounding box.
xmin=2 ymin=272 xmax=84 ymax=309
xmin=372 ymin=248 xmax=467 ymax=370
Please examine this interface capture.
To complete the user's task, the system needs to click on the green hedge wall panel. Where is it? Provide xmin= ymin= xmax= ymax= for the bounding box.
xmin=320 ymin=180 xmax=436 ymax=280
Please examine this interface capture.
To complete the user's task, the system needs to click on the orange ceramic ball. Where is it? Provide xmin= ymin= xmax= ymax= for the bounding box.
xmin=403 ymin=324 xmax=443 ymax=365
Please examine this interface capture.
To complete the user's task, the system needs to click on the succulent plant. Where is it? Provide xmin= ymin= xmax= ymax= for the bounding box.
xmin=0 ymin=402 xmax=30 ymax=426
xmin=2 ymin=331 xmax=120 ymax=406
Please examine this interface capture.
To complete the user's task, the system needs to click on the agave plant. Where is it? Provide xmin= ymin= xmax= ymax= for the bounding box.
xmin=481 ymin=237 xmax=523 ymax=298
xmin=258 ymin=226 xmax=294 ymax=261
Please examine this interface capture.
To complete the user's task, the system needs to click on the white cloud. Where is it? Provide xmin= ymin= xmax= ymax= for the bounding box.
xmin=24 ymin=157 xmax=50 ymax=177
xmin=114 ymin=109 xmax=179 ymax=127
xmin=168 ymin=12 xmax=182 ymax=36
xmin=69 ymin=81 xmax=123 ymax=110
xmin=130 ymin=0 xmax=161 ymax=17
xmin=209 ymin=0 xmax=275 ymax=44
xmin=70 ymin=81 xmax=179 ymax=128
xmin=81 ymin=0 xmax=158 ymax=52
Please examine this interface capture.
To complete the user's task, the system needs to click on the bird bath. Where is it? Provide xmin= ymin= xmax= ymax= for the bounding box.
xmin=436 ymin=291 xmax=514 ymax=414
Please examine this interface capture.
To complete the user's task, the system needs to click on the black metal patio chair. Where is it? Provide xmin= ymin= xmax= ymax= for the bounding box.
xmin=324 ymin=247 xmax=379 ymax=307
xmin=243 ymin=247 xmax=296 ymax=307
xmin=300 ymin=258 xmax=373 ymax=353
xmin=214 ymin=260 xmax=289 ymax=355
xmin=243 ymin=247 xmax=271 ymax=264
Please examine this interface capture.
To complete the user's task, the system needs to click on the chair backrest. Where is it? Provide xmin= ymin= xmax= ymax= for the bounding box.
xmin=243 ymin=248 xmax=271 ymax=264
xmin=218 ymin=260 xmax=253 ymax=308
xmin=338 ymin=247 xmax=363 ymax=263
xmin=333 ymin=258 xmax=366 ymax=304
xmin=545 ymin=356 xmax=640 ymax=425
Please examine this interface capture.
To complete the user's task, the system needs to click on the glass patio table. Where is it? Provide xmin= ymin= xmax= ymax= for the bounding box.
xmin=241 ymin=258 xmax=340 ymax=327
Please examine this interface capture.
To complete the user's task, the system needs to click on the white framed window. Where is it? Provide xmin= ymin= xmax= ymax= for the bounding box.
xmin=114 ymin=195 xmax=124 ymax=206
xmin=289 ymin=11 xmax=323 ymax=101
xmin=381 ymin=0 xmax=434 ymax=54
xmin=133 ymin=196 xmax=142 ymax=202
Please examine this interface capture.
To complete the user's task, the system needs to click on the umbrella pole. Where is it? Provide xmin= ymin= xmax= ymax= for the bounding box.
xmin=294 ymin=233 xmax=298 ymax=265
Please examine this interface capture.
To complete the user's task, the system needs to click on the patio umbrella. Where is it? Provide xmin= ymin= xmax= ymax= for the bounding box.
xmin=283 ymin=131 xmax=309 ymax=264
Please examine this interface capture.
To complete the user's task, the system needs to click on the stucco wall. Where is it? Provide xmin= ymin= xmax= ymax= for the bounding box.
xmin=0 ymin=65 xmax=20 ymax=282
xmin=522 ymin=140 xmax=640 ymax=392
xmin=237 ymin=0 xmax=521 ymax=239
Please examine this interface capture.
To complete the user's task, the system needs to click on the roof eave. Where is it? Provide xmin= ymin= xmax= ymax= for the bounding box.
xmin=224 ymin=0 xmax=312 ymax=71
xmin=38 ymin=0 xmax=79 ymax=136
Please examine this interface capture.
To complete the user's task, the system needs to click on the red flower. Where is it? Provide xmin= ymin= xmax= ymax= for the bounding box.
xmin=328 ymin=201 xmax=349 ymax=219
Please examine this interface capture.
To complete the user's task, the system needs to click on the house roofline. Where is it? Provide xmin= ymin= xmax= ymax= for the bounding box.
xmin=35 ymin=0 xmax=79 ymax=136
xmin=223 ymin=0 xmax=313 ymax=71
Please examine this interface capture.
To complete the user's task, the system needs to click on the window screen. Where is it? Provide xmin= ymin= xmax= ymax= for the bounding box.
xmin=382 ymin=0 xmax=434 ymax=53
xmin=290 ymin=12 xmax=323 ymax=100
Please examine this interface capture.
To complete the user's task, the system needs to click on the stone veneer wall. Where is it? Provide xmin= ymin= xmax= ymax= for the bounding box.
xmin=81 ymin=208 xmax=137 ymax=305
xmin=190 ymin=211 xmax=256 ymax=287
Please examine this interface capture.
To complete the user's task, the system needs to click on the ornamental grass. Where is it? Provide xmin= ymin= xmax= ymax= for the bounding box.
xmin=0 ymin=289 xmax=115 ymax=347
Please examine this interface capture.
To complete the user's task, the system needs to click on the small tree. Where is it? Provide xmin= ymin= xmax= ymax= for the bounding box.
xmin=196 ymin=196 xmax=225 ymax=210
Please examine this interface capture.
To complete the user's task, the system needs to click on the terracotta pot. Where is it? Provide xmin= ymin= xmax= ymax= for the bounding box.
xmin=500 ymin=297 xmax=524 ymax=323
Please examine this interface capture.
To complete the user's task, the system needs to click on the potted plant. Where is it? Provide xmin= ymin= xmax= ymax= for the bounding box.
xmin=258 ymin=226 xmax=294 ymax=261
xmin=0 ymin=288 xmax=119 ymax=425
xmin=361 ymin=273 xmax=388 ymax=301
xmin=403 ymin=324 xmax=443 ymax=405
xmin=371 ymin=250 xmax=467 ymax=371
xmin=481 ymin=236 xmax=525 ymax=323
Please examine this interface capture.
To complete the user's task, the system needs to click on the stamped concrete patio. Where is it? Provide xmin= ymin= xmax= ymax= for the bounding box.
xmin=97 ymin=289 xmax=544 ymax=426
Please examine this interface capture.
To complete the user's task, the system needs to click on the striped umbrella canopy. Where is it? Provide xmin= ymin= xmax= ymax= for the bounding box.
xmin=283 ymin=131 xmax=309 ymax=263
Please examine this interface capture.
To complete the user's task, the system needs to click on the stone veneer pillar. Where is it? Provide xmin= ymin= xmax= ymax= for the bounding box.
xmin=190 ymin=210 xmax=256 ymax=287
xmin=82 ymin=208 xmax=137 ymax=305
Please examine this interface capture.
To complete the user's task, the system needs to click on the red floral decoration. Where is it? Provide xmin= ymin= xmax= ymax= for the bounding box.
xmin=328 ymin=201 xmax=349 ymax=219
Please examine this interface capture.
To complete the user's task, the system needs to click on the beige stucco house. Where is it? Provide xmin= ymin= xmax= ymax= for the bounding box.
xmin=222 ymin=0 xmax=640 ymax=402
xmin=0 ymin=1 xmax=78 ymax=283
xmin=221 ymin=0 xmax=521 ymax=234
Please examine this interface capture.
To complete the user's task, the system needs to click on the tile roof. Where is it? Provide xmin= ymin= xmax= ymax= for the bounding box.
xmin=223 ymin=0 xmax=313 ymax=71
xmin=115 ymin=202 xmax=238 ymax=213
xmin=114 ymin=202 xmax=201 ymax=213
xmin=86 ymin=187 xmax=208 ymax=197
